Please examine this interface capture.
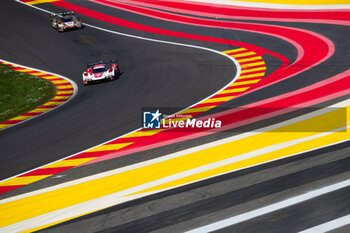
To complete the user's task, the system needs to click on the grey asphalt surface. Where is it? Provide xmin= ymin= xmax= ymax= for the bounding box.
xmin=0 ymin=0 xmax=235 ymax=180
xmin=1 ymin=0 xmax=350 ymax=232
xmin=41 ymin=141 xmax=350 ymax=233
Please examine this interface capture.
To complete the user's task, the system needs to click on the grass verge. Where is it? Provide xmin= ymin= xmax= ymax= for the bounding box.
xmin=0 ymin=63 xmax=56 ymax=123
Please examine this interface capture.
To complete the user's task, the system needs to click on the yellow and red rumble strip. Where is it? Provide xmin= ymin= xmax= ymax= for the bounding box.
xmin=0 ymin=48 xmax=265 ymax=194
xmin=0 ymin=60 xmax=76 ymax=131
xmin=18 ymin=0 xmax=60 ymax=5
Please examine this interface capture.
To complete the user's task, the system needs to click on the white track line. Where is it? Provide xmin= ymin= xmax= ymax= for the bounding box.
xmin=1 ymin=99 xmax=349 ymax=204
xmin=2 ymin=125 xmax=349 ymax=232
xmin=0 ymin=58 xmax=78 ymax=132
xmin=0 ymin=0 xmax=240 ymax=184
xmin=185 ymin=0 xmax=350 ymax=10
xmin=5 ymin=1 xmax=349 ymax=232
xmin=185 ymin=177 xmax=350 ymax=233
xmin=299 ymin=214 xmax=350 ymax=233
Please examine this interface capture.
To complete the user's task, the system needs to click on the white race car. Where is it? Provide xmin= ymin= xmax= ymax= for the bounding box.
xmin=82 ymin=59 xmax=120 ymax=85
xmin=50 ymin=11 xmax=82 ymax=32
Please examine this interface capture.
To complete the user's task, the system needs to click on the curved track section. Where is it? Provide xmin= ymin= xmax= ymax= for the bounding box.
xmin=1 ymin=0 xmax=350 ymax=232
xmin=0 ymin=0 xmax=235 ymax=180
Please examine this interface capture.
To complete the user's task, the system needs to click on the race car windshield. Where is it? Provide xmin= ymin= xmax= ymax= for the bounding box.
xmin=93 ymin=67 xmax=106 ymax=73
xmin=62 ymin=18 xmax=74 ymax=22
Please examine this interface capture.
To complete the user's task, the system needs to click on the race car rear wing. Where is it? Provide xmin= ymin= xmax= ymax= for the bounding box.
xmin=50 ymin=11 xmax=75 ymax=18
xmin=87 ymin=59 xmax=118 ymax=68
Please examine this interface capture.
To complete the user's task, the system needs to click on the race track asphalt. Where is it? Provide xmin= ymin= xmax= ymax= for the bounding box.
xmin=41 ymin=141 xmax=350 ymax=233
xmin=1 ymin=0 xmax=350 ymax=232
xmin=0 ymin=0 xmax=235 ymax=180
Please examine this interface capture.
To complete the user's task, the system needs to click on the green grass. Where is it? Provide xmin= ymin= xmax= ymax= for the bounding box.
xmin=0 ymin=63 xmax=56 ymax=123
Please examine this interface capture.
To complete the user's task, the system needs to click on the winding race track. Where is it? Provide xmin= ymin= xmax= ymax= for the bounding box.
xmin=0 ymin=0 xmax=350 ymax=232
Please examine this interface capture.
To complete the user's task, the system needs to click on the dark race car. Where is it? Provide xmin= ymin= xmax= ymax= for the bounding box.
xmin=50 ymin=11 xmax=82 ymax=32
xmin=82 ymin=59 xmax=121 ymax=85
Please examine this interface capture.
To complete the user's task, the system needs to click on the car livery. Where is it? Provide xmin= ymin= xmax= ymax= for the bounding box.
xmin=82 ymin=59 xmax=121 ymax=85
xmin=51 ymin=11 xmax=82 ymax=32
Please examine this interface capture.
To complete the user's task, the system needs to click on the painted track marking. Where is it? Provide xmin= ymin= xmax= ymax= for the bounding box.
xmin=185 ymin=176 xmax=350 ymax=233
xmin=0 ymin=0 xmax=243 ymax=195
xmin=299 ymin=213 xmax=350 ymax=233
xmin=89 ymin=0 xmax=335 ymax=108
xmin=0 ymin=100 xmax=348 ymax=232
xmin=2 ymin=1 xmax=348 ymax=231
xmin=2 ymin=0 xmax=344 ymax=195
